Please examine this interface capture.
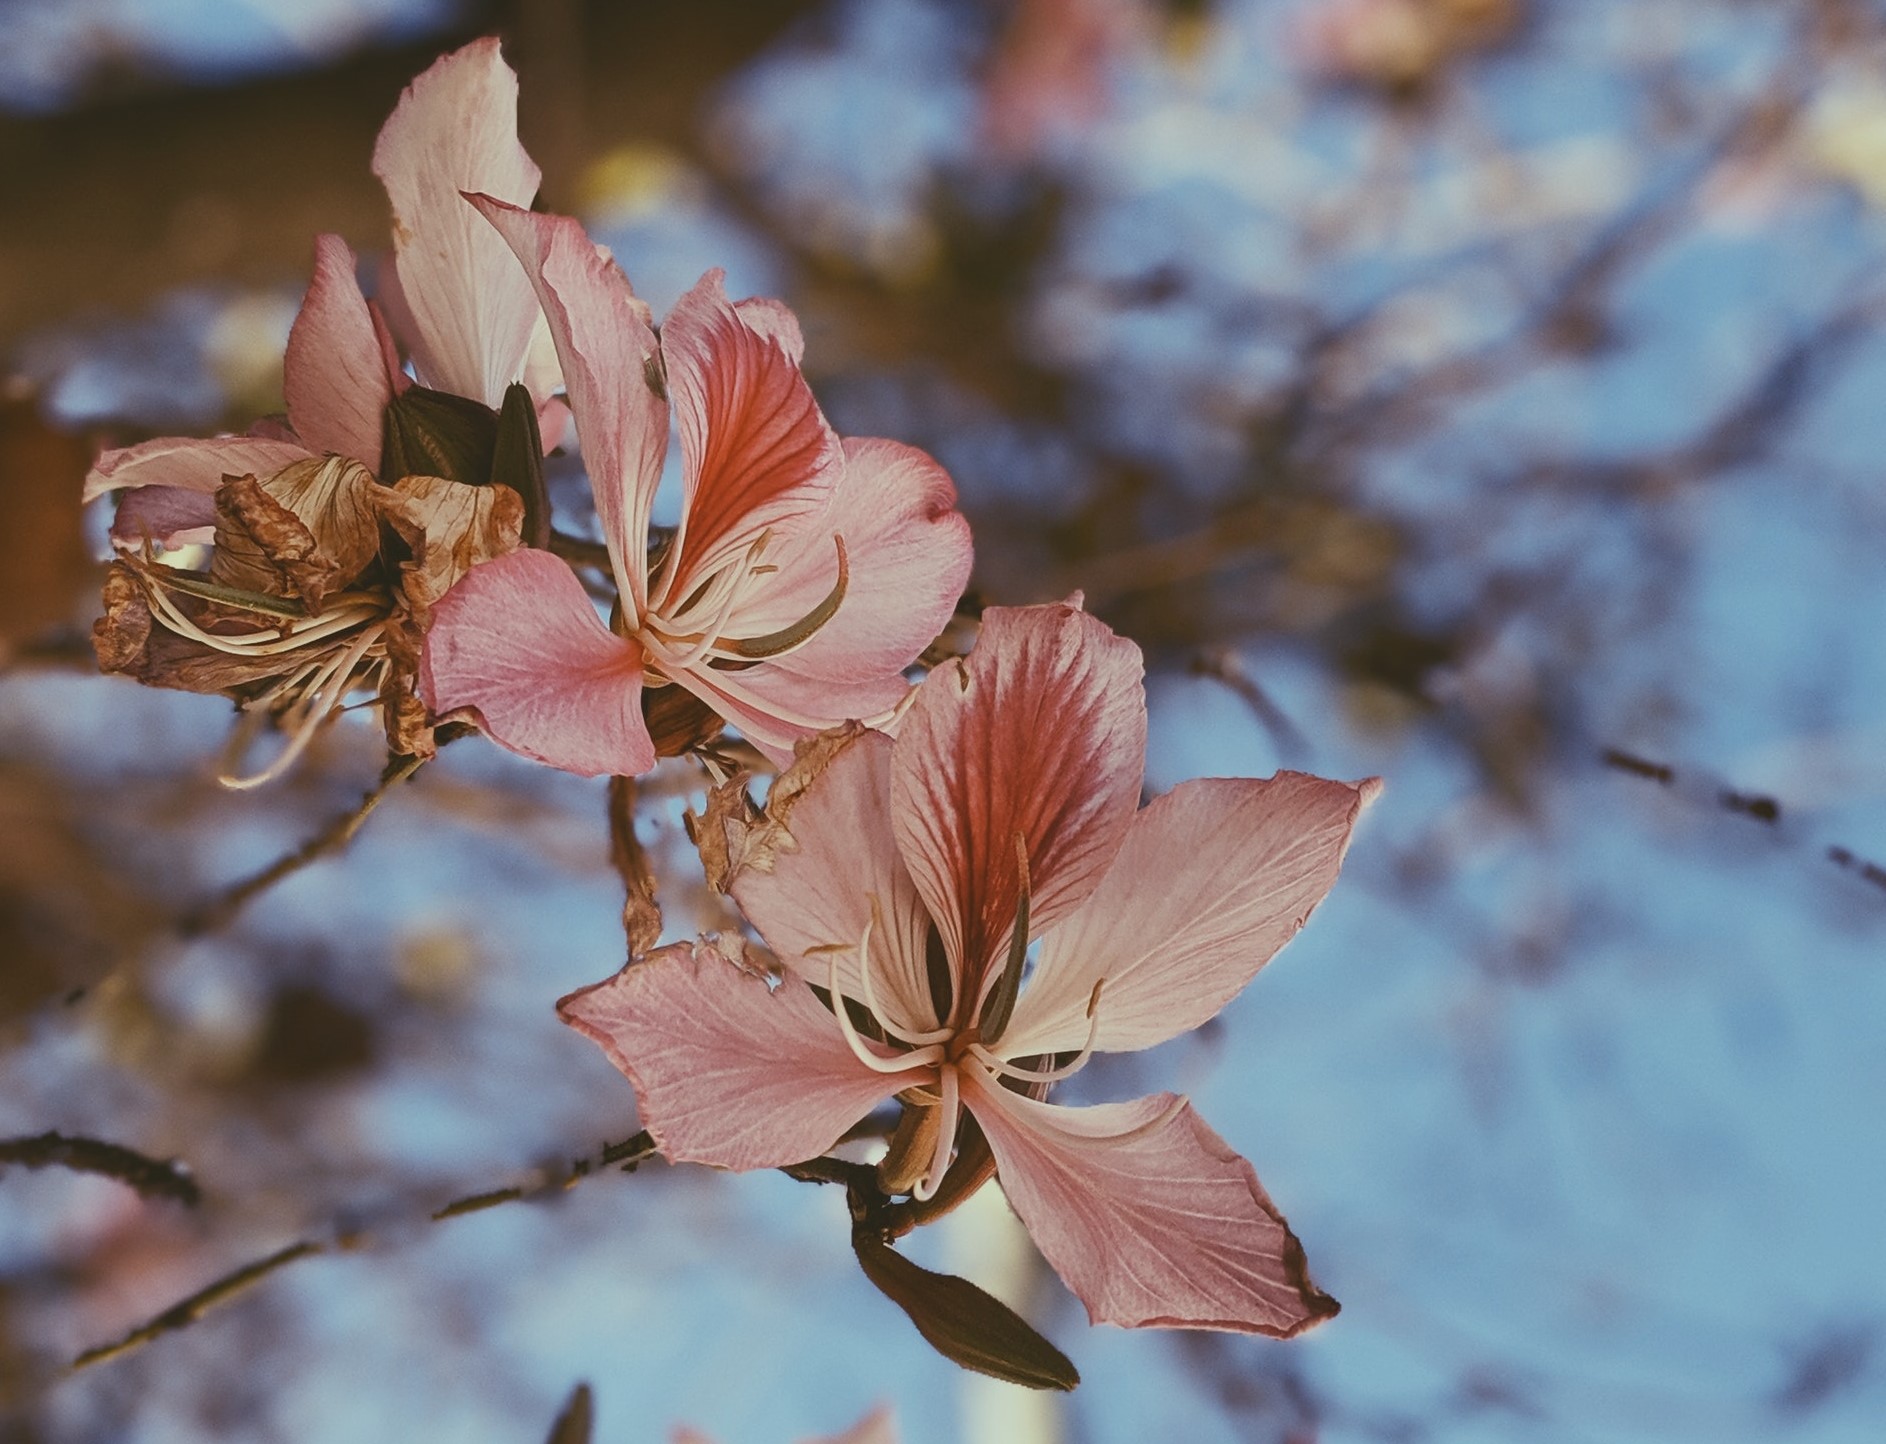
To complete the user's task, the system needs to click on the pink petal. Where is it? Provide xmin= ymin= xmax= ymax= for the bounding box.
xmin=734 ymin=437 xmax=973 ymax=687
xmin=282 ymin=235 xmax=392 ymax=469
xmin=727 ymin=727 xmax=943 ymax=1037
xmin=469 ymin=196 xmax=665 ymax=614
xmin=107 ymin=486 xmax=218 ymax=549
xmin=661 ymin=271 xmax=842 ymax=592
xmin=557 ymin=940 xmax=912 ymax=1171
xmin=891 ymin=602 xmax=1146 ymax=1012
xmin=84 ymin=434 xmax=312 ymax=505
xmin=420 ymin=547 xmax=655 ymax=777
xmin=962 ymin=1071 xmax=1339 ymax=1335
xmin=1004 ymin=773 xmax=1381 ymax=1058
xmin=371 ymin=38 xmax=542 ymax=406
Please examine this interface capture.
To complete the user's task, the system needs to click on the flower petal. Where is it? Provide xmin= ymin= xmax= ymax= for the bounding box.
xmin=963 ymin=1071 xmax=1339 ymax=1335
xmin=660 ymin=271 xmax=842 ymax=594
xmin=468 ymin=196 xmax=665 ymax=615
xmin=725 ymin=726 xmax=943 ymax=1037
xmin=891 ymin=603 xmax=1146 ymax=1012
xmin=85 ymin=434 xmax=312 ymax=505
xmin=282 ymin=235 xmax=392 ymax=469
xmin=420 ymin=547 xmax=654 ymax=777
xmin=1005 ymin=773 xmax=1380 ymax=1058
xmin=733 ymin=437 xmax=973 ymax=688
xmin=107 ymin=485 xmax=218 ymax=550
xmin=371 ymin=38 xmax=542 ymax=406
xmin=557 ymin=940 xmax=912 ymax=1171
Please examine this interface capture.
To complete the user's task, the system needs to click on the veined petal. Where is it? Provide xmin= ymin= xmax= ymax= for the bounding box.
xmin=557 ymin=940 xmax=913 ymax=1171
xmin=372 ymin=38 xmax=542 ymax=406
xmin=469 ymin=196 xmax=665 ymax=615
xmin=962 ymin=1071 xmax=1339 ymax=1336
xmin=891 ymin=603 xmax=1145 ymax=1013
xmin=1004 ymin=773 xmax=1380 ymax=1058
xmin=727 ymin=727 xmax=942 ymax=1037
xmin=732 ymin=438 xmax=972 ymax=686
xmin=661 ymin=271 xmax=841 ymax=596
xmin=85 ymin=435 xmax=312 ymax=506
xmin=420 ymin=547 xmax=655 ymax=777
xmin=283 ymin=235 xmax=392 ymax=470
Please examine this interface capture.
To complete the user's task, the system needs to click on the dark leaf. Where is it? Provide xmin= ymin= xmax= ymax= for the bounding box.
xmin=543 ymin=1383 xmax=594 ymax=1444
xmin=492 ymin=381 xmax=550 ymax=548
xmin=381 ymin=385 xmax=499 ymax=487
xmin=852 ymin=1233 xmax=1078 ymax=1391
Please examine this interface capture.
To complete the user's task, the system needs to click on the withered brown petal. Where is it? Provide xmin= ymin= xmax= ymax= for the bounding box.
xmin=210 ymin=475 xmax=339 ymax=611
xmin=92 ymin=563 xmax=154 ymax=674
xmin=386 ymin=474 xmax=525 ymax=610
xmin=851 ymin=1233 xmax=1080 ymax=1391
xmin=259 ymin=455 xmax=385 ymax=586
xmin=692 ymin=721 xmax=872 ymax=891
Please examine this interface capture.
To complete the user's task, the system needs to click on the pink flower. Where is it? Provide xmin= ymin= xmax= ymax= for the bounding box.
xmin=560 ymin=602 xmax=1377 ymax=1335
xmin=83 ymin=38 xmax=554 ymax=546
xmin=417 ymin=199 xmax=973 ymax=776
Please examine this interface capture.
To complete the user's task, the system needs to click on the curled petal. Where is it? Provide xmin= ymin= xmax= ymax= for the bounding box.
xmin=283 ymin=235 xmax=393 ymax=470
xmin=1005 ymin=773 xmax=1380 ymax=1058
xmin=735 ymin=437 xmax=973 ymax=687
xmin=963 ymin=1071 xmax=1339 ymax=1336
xmin=661 ymin=271 xmax=842 ymax=595
xmin=557 ymin=940 xmax=912 ymax=1171
xmin=726 ymin=726 xmax=942 ymax=1038
xmin=468 ymin=196 xmax=666 ymax=616
xmin=107 ymin=485 xmax=219 ymax=550
xmin=372 ymin=38 xmax=542 ymax=406
xmin=891 ymin=603 xmax=1146 ymax=1011
xmin=420 ymin=547 xmax=654 ymax=777
xmin=84 ymin=435 xmax=313 ymax=505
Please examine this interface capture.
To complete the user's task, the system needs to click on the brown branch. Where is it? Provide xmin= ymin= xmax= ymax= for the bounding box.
xmin=1189 ymin=649 xmax=1311 ymax=765
xmin=70 ymin=1130 xmax=659 ymax=1373
xmin=1602 ymin=748 xmax=1885 ymax=893
xmin=0 ymin=1132 xmax=200 ymax=1206
xmin=606 ymin=775 xmax=663 ymax=956
xmin=71 ymin=1241 xmax=328 ymax=1370
xmin=177 ymin=753 xmax=424 ymax=937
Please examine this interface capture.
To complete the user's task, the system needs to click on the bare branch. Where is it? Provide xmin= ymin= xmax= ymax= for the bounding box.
xmin=0 ymin=1132 xmax=200 ymax=1206
xmin=178 ymin=752 xmax=424 ymax=937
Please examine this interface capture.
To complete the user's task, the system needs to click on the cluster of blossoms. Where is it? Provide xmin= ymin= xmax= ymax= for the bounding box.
xmin=86 ymin=41 xmax=1376 ymax=1371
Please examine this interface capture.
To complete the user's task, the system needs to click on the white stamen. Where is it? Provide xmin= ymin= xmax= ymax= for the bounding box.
xmin=827 ymin=944 xmax=945 ymax=1076
xmin=855 ymin=905 xmax=954 ymax=1047
xmin=968 ymin=979 xmax=1106 ymax=1084
xmin=913 ymin=1063 xmax=959 ymax=1202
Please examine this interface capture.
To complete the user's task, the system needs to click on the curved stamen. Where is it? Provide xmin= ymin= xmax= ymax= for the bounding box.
xmin=913 ymin=1062 xmax=959 ymax=1203
xmin=714 ymin=535 xmax=848 ymax=661
xmin=856 ymin=903 xmax=954 ymax=1047
xmin=218 ymin=624 xmax=380 ymax=790
xmin=827 ymin=944 xmax=945 ymax=1076
xmin=969 ymin=979 xmax=1106 ymax=1085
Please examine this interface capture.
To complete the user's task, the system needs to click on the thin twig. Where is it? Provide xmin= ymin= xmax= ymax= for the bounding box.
xmin=1602 ymin=748 xmax=1884 ymax=894
xmin=1189 ymin=649 xmax=1311 ymax=765
xmin=71 ymin=1241 xmax=328 ymax=1369
xmin=0 ymin=1132 xmax=200 ymax=1207
xmin=178 ymin=753 xmax=425 ymax=937
xmin=69 ymin=1131 xmax=660 ymax=1374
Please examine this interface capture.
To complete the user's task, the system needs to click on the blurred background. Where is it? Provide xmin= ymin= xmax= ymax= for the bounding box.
xmin=2 ymin=0 xmax=1884 ymax=1439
